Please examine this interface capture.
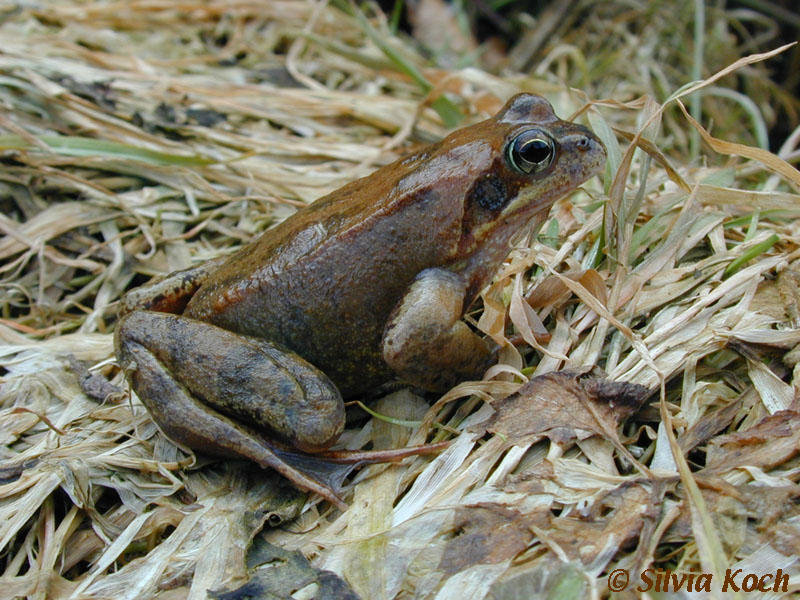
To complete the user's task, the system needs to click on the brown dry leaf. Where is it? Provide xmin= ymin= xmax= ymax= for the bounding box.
xmin=751 ymin=272 xmax=800 ymax=324
xmin=666 ymin=484 xmax=748 ymax=554
xmin=677 ymin=396 xmax=743 ymax=452
xmin=477 ymin=277 xmax=510 ymax=345
xmin=439 ymin=504 xmax=532 ymax=575
xmin=526 ymin=268 xmax=607 ymax=310
xmin=529 ymin=483 xmax=660 ymax=564
xmin=678 ymin=100 xmax=800 ymax=189
xmin=508 ymin=273 xmax=551 ymax=345
xmin=482 ymin=370 xmax=650 ymax=446
xmin=667 ymin=481 xmax=800 ymax=557
xmin=777 ymin=268 xmax=800 ymax=328
xmin=703 ymin=404 xmax=800 ymax=474
xmin=748 ymin=486 xmax=800 ymax=557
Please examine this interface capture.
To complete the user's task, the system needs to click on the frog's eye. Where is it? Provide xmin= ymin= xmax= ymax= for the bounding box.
xmin=507 ymin=130 xmax=555 ymax=174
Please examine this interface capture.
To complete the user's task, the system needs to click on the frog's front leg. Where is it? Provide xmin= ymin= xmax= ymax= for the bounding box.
xmin=382 ymin=268 xmax=496 ymax=391
xmin=115 ymin=311 xmax=348 ymax=506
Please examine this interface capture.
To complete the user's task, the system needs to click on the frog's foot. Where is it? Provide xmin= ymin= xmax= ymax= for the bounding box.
xmin=312 ymin=441 xmax=451 ymax=463
xmin=115 ymin=311 xmax=349 ymax=508
xmin=266 ymin=441 xmax=450 ymax=502
xmin=383 ymin=268 xmax=496 ymax=391
xmin=266 ymin=442 xmax=453 ymax=503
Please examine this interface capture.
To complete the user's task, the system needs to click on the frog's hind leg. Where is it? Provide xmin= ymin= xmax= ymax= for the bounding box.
xmin=119 ymin=255 xmax=229 ymax=316
xmin=115 ymin=310 xmax=348 ymax=508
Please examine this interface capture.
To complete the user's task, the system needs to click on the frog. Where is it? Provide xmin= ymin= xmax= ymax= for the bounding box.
xmin=115 ymin=93 xmax=606 ymax=507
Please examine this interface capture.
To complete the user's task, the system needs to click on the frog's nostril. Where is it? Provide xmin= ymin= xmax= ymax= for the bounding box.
xmin=577 ymin=136 xmax=590 ymax=150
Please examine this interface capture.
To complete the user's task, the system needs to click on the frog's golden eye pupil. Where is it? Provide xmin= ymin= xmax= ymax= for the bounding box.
xmin=507 ymin=130 xmax=555 ymax=174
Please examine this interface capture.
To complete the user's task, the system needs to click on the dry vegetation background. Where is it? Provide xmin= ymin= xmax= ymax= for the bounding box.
xmin=1 ymin=1 xmax=800 ymax=599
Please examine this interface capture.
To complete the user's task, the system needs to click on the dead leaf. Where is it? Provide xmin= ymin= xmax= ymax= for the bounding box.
xmin=678 ymin=397 xmax=743 ymax=452
xmin=526 ymin=269 xmax=607 ymax=311
xmin=439 ymin=504 xmax=532 ymax=575
xmin=211 ymin=538 xmax=359 ymax=600
xmin=68 ymin=355 xmax=122 ymax=402
xmin=529 ymin=484 xmax=659 ymax=564
xmin=668 ymin=482 xmax=800 ymax=557
xmin=481 ymin=370 xmax=650 ymax=446
xmin=678 ymin=100 xmax=800 ymax=189
xmin=703 ymin=404 xmax=800 ymax=474
xmin=478 ymin=277 xmax=509 ymax=346
xmin=500 ymin=460 xmax=554 ymax=496
xmin=0 ymin=202 xmax=115 ymax=260
xmin=777 ymin=268 xmax=800 ymax=328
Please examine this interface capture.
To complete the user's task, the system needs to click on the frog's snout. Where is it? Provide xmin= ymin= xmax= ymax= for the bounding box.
xmin=567 ymin=128 xmax=606 ymax=178
xmin=576 ymin=134 xmax=596 ymax=152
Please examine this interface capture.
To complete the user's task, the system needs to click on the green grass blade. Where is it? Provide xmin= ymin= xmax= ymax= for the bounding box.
xmin=0 ymin=134 xmax=214 ymax=166
xmin=723 ymin=234 xmax=779 ymax=278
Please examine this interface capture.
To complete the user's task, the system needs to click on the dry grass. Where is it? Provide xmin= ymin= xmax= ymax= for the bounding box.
xmin=1 ymin=1 xmax=800 ymax=598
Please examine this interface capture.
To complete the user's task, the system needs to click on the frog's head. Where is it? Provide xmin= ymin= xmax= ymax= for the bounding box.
xmin=442 ymin=93 xmax=606 ymax=291
xmin=493 ymin=93 xmax=605 ymax=212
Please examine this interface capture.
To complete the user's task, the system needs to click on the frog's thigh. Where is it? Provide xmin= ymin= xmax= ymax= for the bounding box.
xmin=115 ymin=311 xmax=344 ymax=453
xmin=382 ymin=268 xmax=495 ymax=391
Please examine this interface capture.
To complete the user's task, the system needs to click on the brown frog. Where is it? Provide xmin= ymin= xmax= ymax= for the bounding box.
xmin=115 ymin=94 xmax=606 ymax=507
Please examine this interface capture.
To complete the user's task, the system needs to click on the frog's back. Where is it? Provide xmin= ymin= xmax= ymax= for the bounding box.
xmin=183 ymin=150 xmax=471 ymax=394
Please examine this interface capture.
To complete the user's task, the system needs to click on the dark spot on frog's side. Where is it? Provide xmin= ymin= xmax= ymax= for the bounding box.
xmin=468 ymin=174 xmax=508 ymax=211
